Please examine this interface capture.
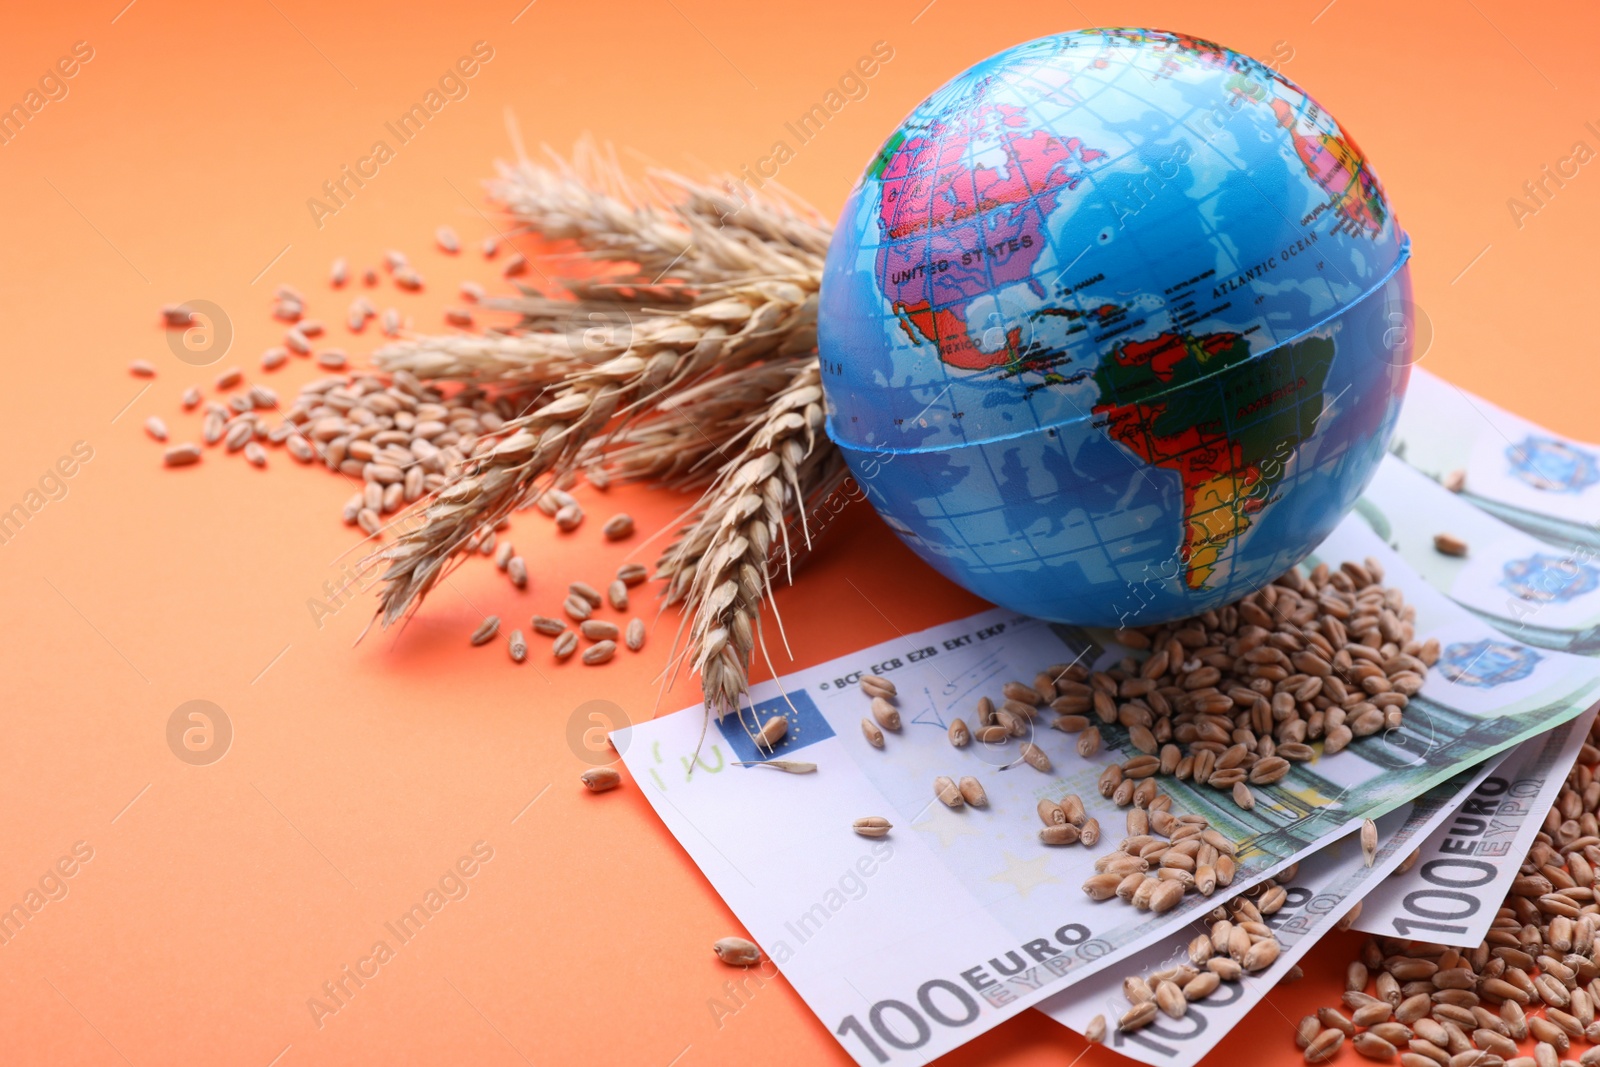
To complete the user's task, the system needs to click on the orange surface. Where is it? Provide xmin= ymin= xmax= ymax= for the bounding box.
xmin=1 ymin=1 xmax=1596 ymax=1064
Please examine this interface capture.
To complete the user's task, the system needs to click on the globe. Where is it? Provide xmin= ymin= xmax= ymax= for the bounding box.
xmin=818 ymin=28 xmax=1415 ymax=628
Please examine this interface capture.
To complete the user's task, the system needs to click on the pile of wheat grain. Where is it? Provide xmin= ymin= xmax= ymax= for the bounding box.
xmin=152 ymin=145 xmax=839 ymax=722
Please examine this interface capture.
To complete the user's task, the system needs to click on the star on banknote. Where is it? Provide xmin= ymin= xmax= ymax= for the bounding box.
xmin=911 ymin=803 xmax=985 ymax=847
xmin=986 ymin=850 xmax=1061 ymax=900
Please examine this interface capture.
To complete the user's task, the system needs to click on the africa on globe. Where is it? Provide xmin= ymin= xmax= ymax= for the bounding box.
xmin=818 ymin=28 xmax=1415 ymax=627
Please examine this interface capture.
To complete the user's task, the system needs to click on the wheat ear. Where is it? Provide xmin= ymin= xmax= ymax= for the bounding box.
xmin=579 ymin=355 xmax=816 ymax=491
xmin=371 ymin=278 xmax=818 ymax=629
xmin=655 ymin=361 xmax=850 ymax=718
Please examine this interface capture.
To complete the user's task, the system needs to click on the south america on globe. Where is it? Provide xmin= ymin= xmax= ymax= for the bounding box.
xmin=818 ymin=28 xmax=1415 ymax=627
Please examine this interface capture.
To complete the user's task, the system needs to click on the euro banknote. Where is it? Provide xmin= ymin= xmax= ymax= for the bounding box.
xmin=1037 ymin=752 xmax=1505 ymax=1066
xmin=1391 ymin=367 xmax=1600 ymax=553
xmin=617 ymin=512 xmax=1600 ymax=1066
xmin=1356 ymin=454 xmax=1600 ymax=655
xmin=1353 ymin=703 xmax=1598 ymax=945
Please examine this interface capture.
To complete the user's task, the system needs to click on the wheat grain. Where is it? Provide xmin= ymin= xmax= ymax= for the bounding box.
xmin=1120 ymin=1002 xmax=1158 ymax=1032
xmin=861 ymin=718 xmax=884 ymax=749
xmin=957 ymin=776 xmax=987 ymax=807
xmin=756 ymin=715 xmax=787 ymax=750
xmin=163 ymin=444 xmax=202 ymax=467
xmin=934 ymin=776 xmax=963 ymax=808
xmin=580 ymin=620 xmax=619 ymax=641
xmin=861 ymin=675 xmax=897 ymax=700
xmin=1305 ymin=1029 xmax=1344 ymax=1063
xmin=580 ymin=767 xmax=620 ymax=792
xmin=555 ymin=502 xmax=584 ymax=530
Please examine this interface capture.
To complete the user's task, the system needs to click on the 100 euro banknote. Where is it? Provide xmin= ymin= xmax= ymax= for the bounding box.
xmin=1344 ymin=452 xmax=1600 ymax=945
xmin=1392 ymin=367 xmax=1600 ymax=553
xmin=1358 ymin=454 xmax=1600 ymax=654
xmin=1353 ymin=704 xmax=1598 ymax=946
xmin=617 ymin=513 xmax=1600 ymax=1066
xmin=1038 ymin=753 xmax=1505 ymax=1066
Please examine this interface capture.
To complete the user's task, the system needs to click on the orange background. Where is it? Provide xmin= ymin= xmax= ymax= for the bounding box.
xmin=1 ymin=1 xmax=1595 ymax=1064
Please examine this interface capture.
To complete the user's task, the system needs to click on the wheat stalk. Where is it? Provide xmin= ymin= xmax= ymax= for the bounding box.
xmin=486 ymin=153 xmax=829 ymax=286
xmin=371 ymin=332 xmax=596 ymax=387
xmin=655 ymin=361 xmax=850 ymax=719
xmin=371 ymin=159 xmax=828 ymax=393
xmin=580 ymin=355 xmax=816 ymax=490
xmin=368 ymin=150 xmax=850 ymax=719
xmin=371 ymin=277 xmax=819 ymax=629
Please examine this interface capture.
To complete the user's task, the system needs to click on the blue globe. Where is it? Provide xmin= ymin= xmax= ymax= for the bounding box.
xmin=818 ymin=28 xmax=1415 ymax=627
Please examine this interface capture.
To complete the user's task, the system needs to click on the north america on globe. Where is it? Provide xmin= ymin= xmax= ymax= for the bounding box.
xmin=873 ymin=101 xmax=1106 ymax=371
